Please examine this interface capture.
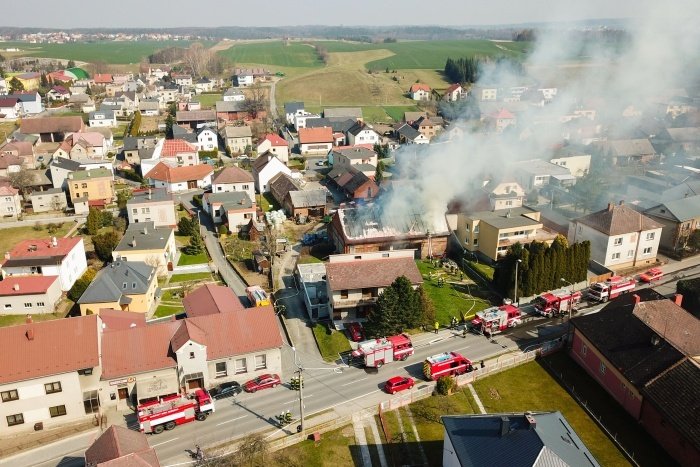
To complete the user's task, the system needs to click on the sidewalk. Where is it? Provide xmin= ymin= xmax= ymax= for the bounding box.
xmin=0 ymin=418 xmax=97 ymax=460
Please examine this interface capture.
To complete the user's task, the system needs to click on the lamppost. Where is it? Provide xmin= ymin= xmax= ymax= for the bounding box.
xmin=290 ymin=346 xmax=305 ymax=435
xmin=513 ymin=259 xmax=522 ymax=305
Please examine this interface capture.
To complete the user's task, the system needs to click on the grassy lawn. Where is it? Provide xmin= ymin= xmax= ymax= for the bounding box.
xmin=415 ymin=260 xmax=493 ymax=325
xmin=382 ymin=105 xmax=420 ymax=122
xmin=153 ymin=305 xmax=184 ymax=318
xmin=466 ymin=260 xmax=495 ymax=281
xmin=196 ymin=93 xmax=221 ymax=109
xmin=0 ymin=312 xmax=64 ymax=328
xmin=312 ymin=323 xmax=352 ymax=362
xmin=177 ymin=249 xmax=209 ymax=265
xmin=473 ymin=359 xmax=629 ymax=467
xmin=0 ymin=121 xmax=17 ymax=140
xmin=257 ymin=192 xmax=277 ymax=212
xmin=169 ymin=272 xmax=213 ymax=283
xmin=0 ymin=223 xmax=72 ymax=255
xmin=218 ymin=41 xmax=323 ymax=68
xmin=297 ymin=255 xmax=323 ymax=264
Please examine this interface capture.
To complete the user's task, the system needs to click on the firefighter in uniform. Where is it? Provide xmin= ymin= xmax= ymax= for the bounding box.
xmin=434 ymin=321 xmax=440 ymax=334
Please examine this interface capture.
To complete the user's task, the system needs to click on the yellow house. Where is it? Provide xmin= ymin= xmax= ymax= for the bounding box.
xmin=14 ymin=72 xmax=41 ymax=91
xmin=67 ymin=168 xmax=115 ymax=205
xmin=454 ymin=206 xmax=558 ymax=260
xmin=77 ymin=261 xmax=158 ymax=315
xmin=112 ymin=222 xmax=176 ymax=277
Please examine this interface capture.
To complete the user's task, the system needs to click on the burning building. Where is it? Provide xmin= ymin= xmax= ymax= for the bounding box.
xmin=328 ymin=205 xmax=450 ymax=259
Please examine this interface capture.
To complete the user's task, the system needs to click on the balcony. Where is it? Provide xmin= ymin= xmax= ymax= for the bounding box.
xmin=497 ymin=228 xmax=558 ymax=247
xmin=333 ymin=297 xmax=378 ymax=309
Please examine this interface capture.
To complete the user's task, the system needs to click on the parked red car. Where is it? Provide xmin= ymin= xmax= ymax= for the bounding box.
xmin=384 ymin=376 xmax=415 ymax=395
xmin=639 ymin=267 xmax=663 ymax=283
xmin=346 ymin=322 xmax=364 ymax=342
xmin=243 ymin=374 xmax=281 ymax=393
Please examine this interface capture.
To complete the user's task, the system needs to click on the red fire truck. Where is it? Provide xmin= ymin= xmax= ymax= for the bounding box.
xmin=587 ymin=276 xmax=636 ymax=302
xmin=532 ymin=289 xmax=582 ymax=317
xmin=137 ymin=389 xmax=215 ymax=434
xmin=470 ymin=304 xmax=522 ymax=336
xmin=351 ymin=333 xmax=414 ymax=368
xmin=423 ymin=352 xmax=473 ymax=380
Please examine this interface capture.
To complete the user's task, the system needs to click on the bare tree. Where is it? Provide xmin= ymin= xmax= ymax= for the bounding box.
xmin=9 ymin=168 xmax=35 ymax=199
xmin=243 ymin=83 xmax=268 ymax=120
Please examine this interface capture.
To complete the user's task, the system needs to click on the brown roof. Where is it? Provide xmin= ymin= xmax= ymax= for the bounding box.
xmin=101 ymin=307 xmax=282 ymax=378
xmin=298 ymin=126 xmax=333 ymax=144
xmin=85 ymin=425 xmax=160 ymax=467
xmin=182 ymin=283 xmax=246 ymax=318
xmin=0 ymin=315 xmax=99 ymax=384
xmin=20 ymin=116 xmax=84 ymax=135
xmin=0 ymin=141 xmax=34 ymax=158
xmin=98 ymin=308 xmax=146 ymax=332
xmin=574 ymin=202 xmax=662 ymax=236
xmin=175 ymin=110 xmax=217 ymax=122
xmin=326 ymin=257 xmax=423 ymax=291
xmin=145 ymin=162 xmax=213 ymax=183
xmin=633 ymin=299 xmax=700 ymax=357
xmin=212 ymin=166 xmax=254 ymax=185
xmin=269 ymin=172 xmax=299 ymax=205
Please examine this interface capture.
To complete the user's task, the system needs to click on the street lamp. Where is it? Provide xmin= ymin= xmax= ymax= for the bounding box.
xmin=290 ymin=346 xmax=305 ymax=435
xmin=514 ymin=259 xmax=522 ymax=305
xmin=560 ymin=278 xmax=576 ymax=340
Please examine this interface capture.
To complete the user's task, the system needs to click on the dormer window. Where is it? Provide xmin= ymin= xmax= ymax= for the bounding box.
xmin=122 ymin=282 xmax=127 ymax=289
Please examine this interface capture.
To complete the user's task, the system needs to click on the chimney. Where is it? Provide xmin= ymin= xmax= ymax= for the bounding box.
xmin=51 ymin=236 xmax=57 ymax=247
xmin=525 ymin=413 xmax=537 ymax=430
xmin=607 ymin=203 xmax=614 ymax=212
xmin=13 ymin=283 xmax=19 ymax=291
xmin=674 ymin=294 xmax=683 ymax=306
xmin=143 ymin=226 xmax=148 ymax=235
xmin=26 ymin=329 xmax=34 ymax=341
xmin=632 ymin=294 xmax=640 ymax=305
xmin=4 ymin=252 xmax=9 ymax=260
xmin=131 ymin=236 xmax=136 ymax=247
xmin=500 ymin=416 xmax=510 ymax=437
xmin=25 ymin=314 xmax=32 ymax=324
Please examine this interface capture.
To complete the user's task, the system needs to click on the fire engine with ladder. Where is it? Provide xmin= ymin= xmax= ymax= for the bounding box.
xmin=351 ymin=333 xmax=414 ymax=368
xmin=137 ymin=388 xmax=215 ymax=434
xmin=471 ymin=304 xmax=522 ymax=336
xmin=587 ymin=276 xmax=636 ymax=302
xmin=423 ymin=352 xmax=473 ymax=381
xmin=533 ymin=289 xmax=582 ymax=317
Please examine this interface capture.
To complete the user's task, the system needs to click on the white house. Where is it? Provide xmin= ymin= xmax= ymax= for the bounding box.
xmin=223 ymin=88 xmax=245 ymax=102
xmin=443 ymin=84 xmax=465 ymax=102
xmin=251 ymin=154 xmax=292 ymax=193
xmin=347 ymin=123 xmax=380 ymax=147
xmin=298 ymin=127 xmax=334 ymax=156
xmin=0 ymin=275 xmax=62 ymax=315
xmin=29 ymin=188 xmax=68 ymax=213
xmin=88 ymin=109 xmax=117 ymax=128
xmin=568 ymin=201 xmax=663 ymax=270
xmin=172 ymin=74 xmax=193 ymax=86
xmin=284 ymin=102 xmax=305 ymax=126
xmin=7 ymin=92 xmax=43 ymax=115
xmin=0 ymin=97 xmax=21 ymax=119
xmin=202 ymin=191 xmax=256 ymax=232
xmin=409 ymin=83 xmax=431 ymax=101
xmin=196 ymin=127 xmax=218 ymax=152
xmin=0 ymin=184 xmax=22 ymax=219
xmin=1 ymin=237 xmax=88 ymax=292
xmin=256 ymin=134 xmax=289 ymax=164
xmin=211 ymin=166 xmax=255 ymax=203
xmin=294 ymin=112 xmax=321 ymax=131
xmin=145 ymin=162 xmax=213 ymax=193
xmin=234 ymin=71 xmax=254 ymax=87
xmin=127 ymin=189 xmax=177 ymax=228
xmin=550 ymin=151 xmax=591 ymax=178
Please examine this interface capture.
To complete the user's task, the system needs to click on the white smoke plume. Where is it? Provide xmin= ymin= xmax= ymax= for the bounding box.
xmin=381 ymin=1 xmax=700 ymax=229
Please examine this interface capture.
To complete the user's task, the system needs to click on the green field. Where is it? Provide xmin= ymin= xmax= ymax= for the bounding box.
xmin=169 ymin=272 xmax=213 ymax=283
xmin=312 ymin=323 xmax=352 ymax=362
xmin=219 ymin=41 xmax=322 ymax=68
xmin=314 ymin=39 xmax=530 ymax=70
xmin=1 ymin=40 xmax=211 ymax=64
xmin=196 ymin=93 xmax=222 ymax=109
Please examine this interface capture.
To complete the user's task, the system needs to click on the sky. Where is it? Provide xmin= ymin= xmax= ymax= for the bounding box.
xmin=1 ymin=0 xmax=652 ymax=29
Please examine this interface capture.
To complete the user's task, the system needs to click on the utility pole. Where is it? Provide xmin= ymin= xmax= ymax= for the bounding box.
xmin=514 ymin=259 xmax=522 ymax=305
xmin=297 ymin=366 xmax=305 ymax=435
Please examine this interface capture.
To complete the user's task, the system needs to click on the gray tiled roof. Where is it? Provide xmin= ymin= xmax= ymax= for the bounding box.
xmin=646 ymin=194 xmax=700 ymax=222
xmin=114 ymin=222 xmax=173 ymax=252
xmin=284 ymin=102 xmax=304 ymax=114
xmin=77 ymin=261 xmax=155 ymax=305
xmin=127 ymin=189 xmax=172 ymax=205
xmin=207 ymin=191 xmax=253 ymax=210
xmin=288 ymin=189 xmax=327 ymax=208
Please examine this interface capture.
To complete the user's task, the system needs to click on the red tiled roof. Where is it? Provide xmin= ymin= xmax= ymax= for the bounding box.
xmin=93 ymin=73 xmax=113 ymax=84
xmin=445 ymin=83 xmax=462 ymax=94
xmin=0 ymin=98 xmax=19 ymax=108
xmin=489 ymin=108 xmax=515 ymax=119
xmin=145 ymin=162 xmax=213 ymax=183
xmin=0 ymin=275 xmax=58 ymax=296
xmin=212 ymin=166 xmax=254 ymax=185
xmin=0 ymin=184 xmax=18 ymax=196
xmin=85 ymin=425 xmax=160 ymax=467
xmin=2 ymin=237 xmax=82 ymax=264
xmin=0 ymin=315 xmax=99 ymax=384
xmin=182 ymin=283 xmax=246 ymax=318
xmin=101 ymin=307 xmax=282 ymax=378
xmin=326 ymin=257 xmax=423 ymax=291
xmin=261 ymin=133 xmax=287 ymax=146
xmin=298 ymin=126 xmax=333 ymax=144
xmin=0 ymin=153 xmax=22 ymax=170
xmin=410 ymin=83 xmax=431 ymax=93
xmin=99 ymin=308 xmax=146 ymax=332
xmin=161 ymin=139 xmax=197 ymax=157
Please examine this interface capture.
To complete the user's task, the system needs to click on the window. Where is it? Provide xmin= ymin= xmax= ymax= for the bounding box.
xmin=24 ymin=303 xmax=32 ymax=309
xmin=627 ymin=250 xmax=634 ymax=258
xmin=37 ymin=302 xmax=45 ymax=307
xmin=613 ymin=237 xmax=623 ymax=246
xmin=49 ymin=405 xmax=67 ymax=418
xmin=599 ymin=362 xmax=606 ymax=375
xmin=78 ymin=368 xmax=93 ymax=376
xmin=189 ymin=352 xmax=195 ymax=359
xmin=505 ymin=200 xmax=513 ymax=206
xmin=4 ymin=304 xmax=10 ymax=309
xmin=643 ymin=247 xmax=652 ymax=255
xmin=122 ymin=282 xmax=128 ymax=289
xmin=473 ymin=225 xmax=479 ymax=233
xmin=81 ymin=183 xmax=88 ymax=189
xmin=45 ymin=382 xmax=62 ymax=394
xmin=340 ymin=290 xmax=348 ymax=299
xmin=242 ymin=185 xmax=249 ymax=190
xmin=362 ymin=288 xmax=372 ymax=298
xmin=132 ymin=208 xmax=138 ymax=214
xmin=611 ymin=252 xmax=620 ymax=260
xmin=235 ymin=358 xmax=247 ymax=374
xmin=1 ymin=390 xmax=19 ymax=402
xmin=215 ymin=362 xmax=227 ymax=377
xmin=646 ymin=232 xmax=655 ymax=240
xmin=255 ymin=354 xmax=267 ymax=370
xmin=83 ymin=390 xmax=99 ymax=414
xmin=473 ymin=239 xmax=478 ymax=246
xmin=581 ymin=344 xmax=587 ymax=356
xmin=74 ymin=184 xmax=79 ymax=190
xmin=6 ymin=414 xmax=23 ymax=426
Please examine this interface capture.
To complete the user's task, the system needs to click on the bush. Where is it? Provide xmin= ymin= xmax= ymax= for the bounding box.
xmin=192 ymin=194 xmax=203 ymax=208
xmin=178 ymin=216 xmax=197 ymax=236
xmin=198 ymin=150 xmax=219 ymax=159
xmin=68 ymin=268 xmax=97 ymax=302
xmin=436 ymin=376 xmax=456 ymax=395
xmin=218 ymin=224 xmax=228 ymax=235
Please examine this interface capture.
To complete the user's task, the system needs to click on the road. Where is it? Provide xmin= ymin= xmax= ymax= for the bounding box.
xmin=12 ymin=246 xmax=700 ymax=466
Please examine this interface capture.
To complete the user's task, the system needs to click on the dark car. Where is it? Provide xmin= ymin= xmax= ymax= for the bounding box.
xmin=210 ymin=381 xmax=242 ymax=399
xmin=243 ymin=374 xmax=281 ymax=393
xmin=346 ymin=322 xmax=364 ymax=342
xmin=384 ymin=376 xmax=415 ymax=395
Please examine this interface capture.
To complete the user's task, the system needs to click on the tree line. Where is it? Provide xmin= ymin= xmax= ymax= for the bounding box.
xmin=443 ymin=56 xmax=524 ymax=84
xmin=493 ymin=236 xmax=591 ymax=299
